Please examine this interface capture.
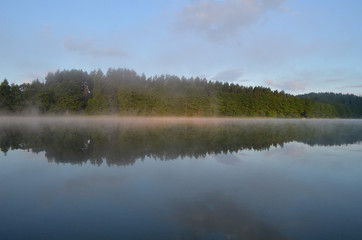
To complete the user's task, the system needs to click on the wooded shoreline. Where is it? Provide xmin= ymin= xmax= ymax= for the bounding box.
xmin=1 ymin=68 xmax=362 ymax=118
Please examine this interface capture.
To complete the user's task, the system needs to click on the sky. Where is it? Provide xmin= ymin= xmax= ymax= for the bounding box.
xmin=1 ymin=0 xmax=362 ymax=96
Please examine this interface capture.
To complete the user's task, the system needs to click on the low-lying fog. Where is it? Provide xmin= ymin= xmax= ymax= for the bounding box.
xmin=1 ymin=116 xmax=361 ymax=128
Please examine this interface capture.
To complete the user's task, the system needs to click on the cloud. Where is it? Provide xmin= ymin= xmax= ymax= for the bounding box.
xmin=63 ymin=174 xmax=125 ymax=195
xmin=266 ymin=79 xmax=307 ymax=91
xmin=20 ymin=73 xmax=43 ymax=83
xmin=174 ymin=192 xmax=288 ymax=239
xmin=266 ymin=142 xmax=307 ymax=158
xmin=324 ymin=78 xmax=344 ymax=83
xmin=215 ymin=154 xmax=242 ymax=166
xmin=339 ymin=84 xmax=362 ymax=89
xmin=176 ymin=0 xmax=286 ymax=40
xmin=63 ymin=37 xmax=128 ymax=57
xmin=41 ymin=24 xmax=53 ymax=38
xmin=20 ymin=69 xmax=58 ymax=83
xmin=210 ymin=68 xmax=248 ymax=82
xmin=262 ymin=68 xmax=362 ymax=95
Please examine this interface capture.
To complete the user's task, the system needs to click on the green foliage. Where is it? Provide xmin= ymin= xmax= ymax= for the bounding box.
xmin=46 ymin=70 xmax=91 ymax=113
xmin=298 ymin=92 xmax=362 ymax=118
xmin=0 ymin=79 xmax=12 ymax=112
xmin=85 ymin=95 xmax=109 ymax=114
xmin=1 ymin=69 xmax=362 ymax=118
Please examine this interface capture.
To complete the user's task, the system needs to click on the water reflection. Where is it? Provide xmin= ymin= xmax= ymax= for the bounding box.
xmin=1 ymin=117 xmax=361 ymax=166
xmin=1 ymin=118 xmax=362 ymax=240
xmin=175 ymin=192 xmax=287 ymax=240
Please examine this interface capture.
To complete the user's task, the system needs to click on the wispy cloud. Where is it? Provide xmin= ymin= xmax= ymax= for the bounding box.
xmin=210 ymin=68 xmax=248 ymax=82
xmin=20 ymin=73 xmax=43 ymax=83
xmin=324 ymin=78 xmax=344 ymax=83
xmin=215 ymin=154 xmax=242 ymax=166
xmin=21 ymin=69 xmax=57 ymax=83
xmin=176 ymin=0 xmax=286 ymax=40
xmin=63 ymin=37 xmax=128 ymax=57
xmin=41 ymin=24 xmax=53 ymax=38
xmin=266 ymin=79 xmax=307 ymax=91
xmin=339 ymin=84 xmax=362 ymax=89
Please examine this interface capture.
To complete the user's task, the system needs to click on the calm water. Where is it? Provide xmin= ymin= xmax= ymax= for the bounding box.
xmin=1 ymin=117 xmax=362 ymax=240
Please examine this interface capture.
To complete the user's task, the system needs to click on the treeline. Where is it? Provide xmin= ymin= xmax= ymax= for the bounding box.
xmin=298 ymin=92 xmax=362 ymax=118
xmin=1 ymin=68 xmax=361 ymax=118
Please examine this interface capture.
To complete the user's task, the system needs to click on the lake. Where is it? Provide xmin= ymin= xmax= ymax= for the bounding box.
xmin=1 ymin=117 xmax=362 ymax=239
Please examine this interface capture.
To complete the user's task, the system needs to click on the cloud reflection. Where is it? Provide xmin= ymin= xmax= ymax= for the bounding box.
xmin=174 ymin=192 xmax=287 ymax=239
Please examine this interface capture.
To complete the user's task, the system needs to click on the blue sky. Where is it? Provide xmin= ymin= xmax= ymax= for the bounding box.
xmin=1 ymin=0 xmax=361 ymax=95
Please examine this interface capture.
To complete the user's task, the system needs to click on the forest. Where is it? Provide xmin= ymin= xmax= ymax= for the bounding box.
xmin=1 ymin=68 xmax=361 ymax=118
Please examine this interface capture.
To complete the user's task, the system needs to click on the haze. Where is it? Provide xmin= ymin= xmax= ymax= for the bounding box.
xmin=0 ymin=115 xmax=360 ymax=128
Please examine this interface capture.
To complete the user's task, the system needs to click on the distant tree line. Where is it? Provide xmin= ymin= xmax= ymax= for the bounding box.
xmin=297 ymin=92 xmax=362 ymax=118
xmin=1 ymin=68 xmax=361 ymax=118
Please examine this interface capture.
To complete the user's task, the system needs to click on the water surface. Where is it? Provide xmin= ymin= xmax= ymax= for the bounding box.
xmin=1 ymin=117 xmax=361 ymax=239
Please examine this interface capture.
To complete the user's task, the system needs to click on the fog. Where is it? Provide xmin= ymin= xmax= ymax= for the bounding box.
xmin=1 ymin=116 xmax=361 ymax=128
xmin=1 ymin=116 xmax=361 ymax=166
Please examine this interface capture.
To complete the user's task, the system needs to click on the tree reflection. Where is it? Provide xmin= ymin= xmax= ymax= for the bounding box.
xmin=0 ymin=119 xmax=361 ymax=166
xmin=174 ymin=192 xmax=287 ymax=240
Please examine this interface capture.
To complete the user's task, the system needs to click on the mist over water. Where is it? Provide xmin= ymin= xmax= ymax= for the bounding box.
xmin=1 ymin=117 xmax=362 ymax=239
xmin=1 ymin=117 xmax=362 ymax=165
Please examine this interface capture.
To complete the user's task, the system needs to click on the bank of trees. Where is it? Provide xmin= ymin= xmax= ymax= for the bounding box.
xmin=0 ymin=68 xmax=361 ymax=118
xmin=298 ymin=92 xmax=362 ymax=118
